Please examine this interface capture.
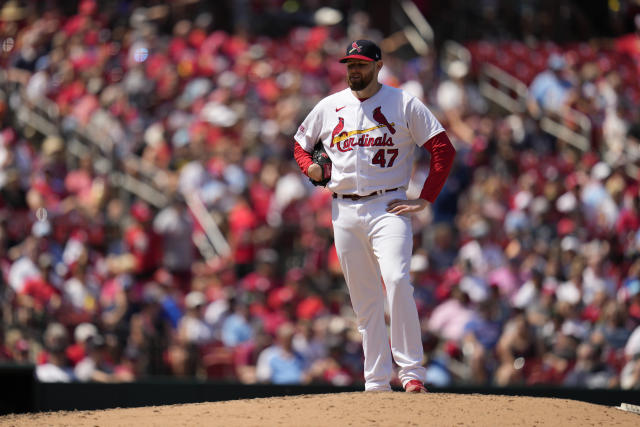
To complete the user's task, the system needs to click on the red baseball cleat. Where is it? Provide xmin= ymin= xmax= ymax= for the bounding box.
xmin=404 ymin=380 xmax=428 ymax=393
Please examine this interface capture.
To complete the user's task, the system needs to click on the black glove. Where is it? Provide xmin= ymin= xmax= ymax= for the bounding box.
xmin=310 ymin=141 xmax=331 ymax=187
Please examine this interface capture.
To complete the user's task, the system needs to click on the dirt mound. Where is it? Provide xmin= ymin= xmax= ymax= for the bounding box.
xmin=1 ymin=392 xmax=638 ymax=426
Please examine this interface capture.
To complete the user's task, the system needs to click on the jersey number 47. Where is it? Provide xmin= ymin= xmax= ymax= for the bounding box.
xmin=371 ymin=149 xmax=399 ymax=168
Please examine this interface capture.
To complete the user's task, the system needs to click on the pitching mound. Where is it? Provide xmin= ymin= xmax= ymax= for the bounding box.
xmin=1 ymin=392 xmax=638 ymax=426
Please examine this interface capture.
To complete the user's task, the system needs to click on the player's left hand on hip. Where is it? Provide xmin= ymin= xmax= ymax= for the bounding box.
xmin=386 ymin=198 xmax=428 ymax=215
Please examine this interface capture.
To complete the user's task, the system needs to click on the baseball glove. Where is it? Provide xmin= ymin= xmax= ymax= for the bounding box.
xmin=310 ymin=141 xmax=331 ymax=187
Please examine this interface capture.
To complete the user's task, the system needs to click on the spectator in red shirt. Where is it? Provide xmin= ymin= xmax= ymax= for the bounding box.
xmin=124 ymin=201 xmax=163 ymax=277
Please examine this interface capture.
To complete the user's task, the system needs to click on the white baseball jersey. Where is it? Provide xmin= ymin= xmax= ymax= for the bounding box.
xmin=295 ymin=84 xmax=444 ymax=195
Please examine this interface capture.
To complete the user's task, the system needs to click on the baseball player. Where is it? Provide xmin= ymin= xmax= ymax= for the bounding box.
xmin=293 ymin=40 xmax=456 ymax=392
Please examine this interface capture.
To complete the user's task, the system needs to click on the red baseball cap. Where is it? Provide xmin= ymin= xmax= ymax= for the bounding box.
xmin=339 ymin=40 xmax=382 ymax=63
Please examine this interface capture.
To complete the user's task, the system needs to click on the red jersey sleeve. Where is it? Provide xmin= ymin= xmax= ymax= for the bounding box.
xmin=419 ymin=131 xmax=456 ymax=202
xmin=294 ymin=141 xmax=314 ymax=176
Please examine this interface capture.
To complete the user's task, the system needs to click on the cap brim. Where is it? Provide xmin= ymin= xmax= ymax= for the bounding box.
xmin=339 ymin=55 xmax=375 ymax=63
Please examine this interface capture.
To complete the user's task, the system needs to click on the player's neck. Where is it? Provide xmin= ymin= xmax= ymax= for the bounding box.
xmin=352 ymin=81 xmax=382 ymax=101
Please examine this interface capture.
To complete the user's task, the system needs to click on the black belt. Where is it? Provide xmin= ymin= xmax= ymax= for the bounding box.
xmin=332 ymin=188 xmax=399 ymax=201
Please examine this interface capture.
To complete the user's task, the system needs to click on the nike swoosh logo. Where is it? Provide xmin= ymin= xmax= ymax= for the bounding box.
xmin=336 ymin=106 xmax=346 ymax=112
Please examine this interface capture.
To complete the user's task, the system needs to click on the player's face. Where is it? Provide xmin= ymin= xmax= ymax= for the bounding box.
xmin=346 ymin=60 xmax=376 ymax=91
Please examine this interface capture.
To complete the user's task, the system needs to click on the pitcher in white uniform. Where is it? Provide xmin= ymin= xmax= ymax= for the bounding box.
xmin=294 ymin=39 xmax=456 ymax=392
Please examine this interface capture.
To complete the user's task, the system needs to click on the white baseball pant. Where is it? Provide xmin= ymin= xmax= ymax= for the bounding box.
xmin=331 ymin=189 xmax=426 ymax=391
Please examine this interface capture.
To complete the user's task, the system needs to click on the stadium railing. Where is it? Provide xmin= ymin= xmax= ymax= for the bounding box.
xmin=0 ymin=69 xmax=230 ymax=262
xmin=477 ymin=62 xmax=592 ymax=152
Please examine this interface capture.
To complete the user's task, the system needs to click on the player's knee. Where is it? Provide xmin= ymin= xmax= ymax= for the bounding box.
xmin=353 ymin=300 xmax=384 ymax=322
xmin=383 ymin=272 xmax=411 ymax=292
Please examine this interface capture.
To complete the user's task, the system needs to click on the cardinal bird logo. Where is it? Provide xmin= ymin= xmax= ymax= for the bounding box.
xmin=372 ymin=107 xmax=396 ymax=134
xmin=348 ymin=42 xmax=362 ymax=54
xmin=331 ymin=117 xmax=345 ymax=144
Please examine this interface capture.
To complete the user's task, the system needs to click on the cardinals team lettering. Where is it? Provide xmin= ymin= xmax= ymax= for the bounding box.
xmin=330 ymin=106 xmax=396 ymax=152
xmin=335 ymin=133 xmax=394 ymax=152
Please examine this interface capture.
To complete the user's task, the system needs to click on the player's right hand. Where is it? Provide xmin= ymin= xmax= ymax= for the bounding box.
xmin=308 ymin=163 xmax=323 ymax=181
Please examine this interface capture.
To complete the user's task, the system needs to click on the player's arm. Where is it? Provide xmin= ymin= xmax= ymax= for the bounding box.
xmin=294 ymin=102 xmax=326 ymax=182
xmin=418 ymin=131 xmax=456 ymax=202
xmin=294 ymin=142 xmax=323 ymax=181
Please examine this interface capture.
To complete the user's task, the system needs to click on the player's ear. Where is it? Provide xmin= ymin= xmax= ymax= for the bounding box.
xmin=376 ymin=60 xmax=383 ymax=71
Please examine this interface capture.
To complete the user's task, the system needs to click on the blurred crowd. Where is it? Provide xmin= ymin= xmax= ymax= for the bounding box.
xmin=428 ymin=0 xmax=640 ymax=45
xmin=1 ymin=0 xmax=640 ymax=390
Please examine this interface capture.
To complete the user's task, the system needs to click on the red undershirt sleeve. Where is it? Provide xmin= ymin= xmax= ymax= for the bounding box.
xmin=294 ymin=141 xmax=314 ymax=176
xmin=419 ymin=131 xmax=456 ymax=202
